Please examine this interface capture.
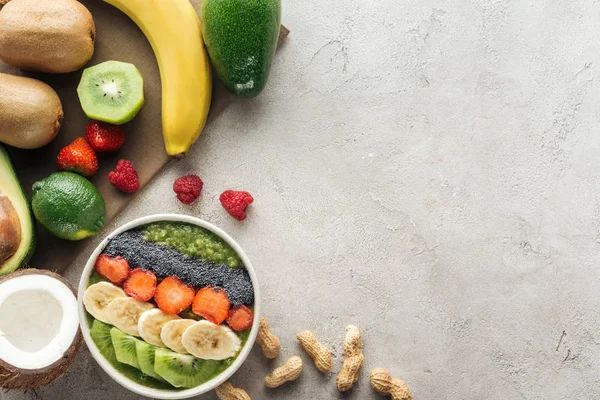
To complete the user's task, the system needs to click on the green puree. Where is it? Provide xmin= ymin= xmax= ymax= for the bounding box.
xmin=142 ymin=222 xmax=242 ymax=268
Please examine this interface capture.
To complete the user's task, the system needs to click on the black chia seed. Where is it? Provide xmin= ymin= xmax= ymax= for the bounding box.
xmin=102 ymin=230 xmax=254 ymax=306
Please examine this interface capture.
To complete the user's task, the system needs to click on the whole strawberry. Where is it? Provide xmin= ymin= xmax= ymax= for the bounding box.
xmin=108 ymin=159 xmax=140 ymax=193
xmin=56 ymin=137 xmax=98 ymax=177
xmin=220 ymin=190 xmax=254 ymax=221
xmin=86 ymin=121 xmax=125 ymax=152
xmin=173 ymin=174 xmax=203 ymax=204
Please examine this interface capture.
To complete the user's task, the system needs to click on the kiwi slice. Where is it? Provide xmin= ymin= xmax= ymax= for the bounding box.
xmin=135 ymin=340 xmax=165 ymax=382
xmin=90 ymin=320 xmax=118 ymax=365
xmin=110 ymin=327 xmax=140 ymax=369
xmin=77 ymin=60 xmax=144 ymax=125
xmin=154 ymin=348 xmax=227 ymax=388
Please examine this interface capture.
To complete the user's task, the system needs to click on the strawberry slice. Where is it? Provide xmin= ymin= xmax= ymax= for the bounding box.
xmin=192 ymin=286 xmax=231 ymax=325
xmin=95 ymin=254 xmax=130 ymax=285
xmin=123 ymin=269 xmax=157 ymax=302
xmin=226 ymin=305 xmax=254 ymax=331
xmin=154 ymin=276 xmax=195 ymax=315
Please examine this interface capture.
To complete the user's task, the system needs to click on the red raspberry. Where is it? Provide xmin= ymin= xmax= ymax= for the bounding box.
xmin=173 ymin=174 xmax=203 ymax=204
xmin=219 ymin=190 xmax=254 ymax=221
xmin=108 ymin=159 xmax=140 ymax=193
xmin=85 ymin=121 xmax=125 ymax=152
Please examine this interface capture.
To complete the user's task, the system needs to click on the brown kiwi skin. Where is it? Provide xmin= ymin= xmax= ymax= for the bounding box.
xmin=0 ymin=0 xmax=95 ymax=73
xmin=0 ymin=74 xmax=63 ymax=149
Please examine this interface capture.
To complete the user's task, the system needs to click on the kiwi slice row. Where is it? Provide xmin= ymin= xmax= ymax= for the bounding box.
xmin=90 ymin=320 xmax=229 ymax=389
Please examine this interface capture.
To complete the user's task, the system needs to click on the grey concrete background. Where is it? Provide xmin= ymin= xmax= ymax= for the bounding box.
xmin=3 ymin=0 xmax=600 ymax=398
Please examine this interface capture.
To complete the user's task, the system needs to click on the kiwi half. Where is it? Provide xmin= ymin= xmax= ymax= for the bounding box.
xmin=154 ymin=348 xmax=226 ymax=388
xmin=77 ymin=60 xmax=144 ymax=125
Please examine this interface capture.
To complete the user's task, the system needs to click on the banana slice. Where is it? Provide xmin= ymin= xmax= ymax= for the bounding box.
xmin=160 ymin=319 xmax=196 ymax=354
xmin=138 ymin=308 xmax=180 ymax=347
xmin=105 ymin=297 xmax=155 ymax=336
xmin=181 ymin=320 xmax=241 ymax=360
xmin=83 ymin=281 xmax=127 ymax=323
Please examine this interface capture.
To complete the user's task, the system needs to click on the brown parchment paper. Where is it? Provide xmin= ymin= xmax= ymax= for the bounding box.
xmin=0 ymin=0 xmax=289 ymax=272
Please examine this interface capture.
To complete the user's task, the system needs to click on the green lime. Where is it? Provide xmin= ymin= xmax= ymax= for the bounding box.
xmin=32 ymin=172 xmax=105 ymax=240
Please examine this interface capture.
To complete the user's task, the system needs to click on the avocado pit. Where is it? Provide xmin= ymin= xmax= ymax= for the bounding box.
xmin=0 ymin=192 xmax=21 ymax=262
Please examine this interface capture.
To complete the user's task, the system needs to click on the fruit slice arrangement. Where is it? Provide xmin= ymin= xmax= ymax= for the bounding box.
xmin=83 ymin=221 xmax=254 ymax=389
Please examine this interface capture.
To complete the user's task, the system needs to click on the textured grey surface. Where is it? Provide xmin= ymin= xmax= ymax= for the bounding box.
xmin=3 ymin=0 xmax=600 ymax=399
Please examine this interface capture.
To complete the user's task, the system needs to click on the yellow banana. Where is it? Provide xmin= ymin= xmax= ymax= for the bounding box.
xmin=103 ymin=0 xmax=212 ymax=157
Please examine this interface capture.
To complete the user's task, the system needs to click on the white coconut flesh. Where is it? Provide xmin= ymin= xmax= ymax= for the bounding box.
xmin=0 ymin=273 xmax=79 ymax=370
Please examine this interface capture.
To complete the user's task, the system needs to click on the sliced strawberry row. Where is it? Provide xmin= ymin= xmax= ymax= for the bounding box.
xmin=95 ymin=254 xmax=253 ymax=329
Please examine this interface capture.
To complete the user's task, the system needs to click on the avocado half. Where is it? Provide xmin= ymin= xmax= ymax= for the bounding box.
xmin=0 ymin=145 xmax=35 ymax=275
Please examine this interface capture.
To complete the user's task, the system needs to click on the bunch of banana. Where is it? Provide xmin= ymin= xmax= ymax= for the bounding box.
xmin=103 ymin=0 xmax=212 ymax=157
xmin=83 ymin=282 xmax=241 ymax=360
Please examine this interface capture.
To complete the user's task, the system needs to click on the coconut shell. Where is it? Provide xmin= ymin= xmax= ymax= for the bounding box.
xmin=0 ymin=269 xmax=82 ymax=389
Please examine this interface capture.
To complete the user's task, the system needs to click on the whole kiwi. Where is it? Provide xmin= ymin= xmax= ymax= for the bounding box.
xmin=0 ymin=0 xmax=95 ymax=73
xmin=0 ymin=73 xmax=63 ymax=149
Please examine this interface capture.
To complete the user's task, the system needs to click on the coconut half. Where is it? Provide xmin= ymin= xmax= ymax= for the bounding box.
xmin=0 ymin=269 xmax=82 ymax=389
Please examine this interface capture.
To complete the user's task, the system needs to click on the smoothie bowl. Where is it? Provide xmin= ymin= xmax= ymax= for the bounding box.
xmin=77 ymin=214 xmax=260 ymax=399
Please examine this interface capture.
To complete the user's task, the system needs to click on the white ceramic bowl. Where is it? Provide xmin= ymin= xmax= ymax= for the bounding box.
xmin=77 ymin=214 xmax=260 ymax=399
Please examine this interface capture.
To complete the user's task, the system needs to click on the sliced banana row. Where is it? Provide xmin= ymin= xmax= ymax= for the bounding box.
xmin=83 ymin=281 xmax=242 ymax=360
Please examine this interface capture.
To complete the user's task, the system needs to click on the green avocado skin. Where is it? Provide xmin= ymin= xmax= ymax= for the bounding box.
xmin=202 ymin=0 xmax=281 ymax=98
xmin=0 ymin=144 xmax=35 ymax=275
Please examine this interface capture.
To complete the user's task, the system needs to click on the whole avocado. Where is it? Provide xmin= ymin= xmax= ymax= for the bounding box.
xmin=201 ymin=0 xmax=281 ymax=98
